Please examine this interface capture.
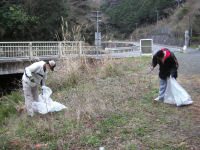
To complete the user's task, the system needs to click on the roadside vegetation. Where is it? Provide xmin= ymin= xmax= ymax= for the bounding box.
xmin=0 ymin=56 xmax=199 ymax=149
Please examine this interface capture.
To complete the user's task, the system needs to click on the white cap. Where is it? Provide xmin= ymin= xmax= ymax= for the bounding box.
xmin=48 ymin=60 xmax=56 ymax=71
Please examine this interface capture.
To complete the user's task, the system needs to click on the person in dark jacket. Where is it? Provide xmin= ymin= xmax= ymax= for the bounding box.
xmin=150 ymin=48 xmax=179 ymax=101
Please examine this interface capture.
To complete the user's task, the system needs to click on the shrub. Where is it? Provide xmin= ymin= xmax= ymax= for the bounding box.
xmin=176 ymin=5 xmax=189 ymax=20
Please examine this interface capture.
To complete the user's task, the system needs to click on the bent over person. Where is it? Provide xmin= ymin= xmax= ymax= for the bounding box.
xmin=22 ymin=60 xmax=56 ymax=116
xmin=150 ymin=48 xmax=179 ymax=101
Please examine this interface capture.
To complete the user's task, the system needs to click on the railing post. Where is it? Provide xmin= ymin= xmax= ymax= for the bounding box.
xmin=29 ymin=42 xmax=33 ymax=60
xmin=97 ymin=46 xmax=99 ymax=56
xmin=79 ymin=41 xmax=83 ymax=55
xmin=59 ymin=42 xmax=62 ymax=58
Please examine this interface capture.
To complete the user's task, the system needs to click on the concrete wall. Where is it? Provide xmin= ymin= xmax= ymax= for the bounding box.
xmin=0 ymin=61 xmax=33 ymax=75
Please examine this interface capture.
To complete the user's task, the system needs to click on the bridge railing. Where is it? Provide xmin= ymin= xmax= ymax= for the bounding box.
xmin=0 ymin=41 xmax=143 ymax=61
xmin=0 ymin=41 xmax=83 ymax=59
xmin=32 ymin=42 xmax=60 ymax=58
xmin=61 ymin=41 xmax=82 ymax=57
xmin=105 ymin=46 xmax=141 ymax=54
xmin=82 ymin=46 xmax=107 ymax=56
xmin=0 ymin=42 xmax=30 ymax=58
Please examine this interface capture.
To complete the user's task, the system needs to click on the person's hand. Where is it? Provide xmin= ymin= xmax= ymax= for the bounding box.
xmin=30 ymin=76 xmax=34 ymax=83
xmin=41 ymin=86 xmax=44 ymax=95
xmin=41 ymin=86 xmax=45 ymax=90
xmin=150 ymin=66 xmax=154 ymax=71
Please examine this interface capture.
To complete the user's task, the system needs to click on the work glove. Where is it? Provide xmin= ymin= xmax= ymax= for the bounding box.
xmin=30 ymin=76 xmax=35 ymax=83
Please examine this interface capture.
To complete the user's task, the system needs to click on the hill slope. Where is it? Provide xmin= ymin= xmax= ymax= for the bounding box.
xmin=131 ymin=0 xmax=200 ymax=46
xmin=101 ymin=0 xmax=199 ymax=46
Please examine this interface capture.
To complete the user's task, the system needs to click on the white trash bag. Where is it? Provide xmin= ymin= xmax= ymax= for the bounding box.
xmin=32 ymin=86 xmax=67 ymax=114
xmin=164 ymin=77 xmax=193 ymax=106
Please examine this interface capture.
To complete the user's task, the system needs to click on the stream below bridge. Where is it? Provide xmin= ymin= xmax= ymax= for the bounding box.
xmin=0 ymin=73 xmax=22 ymax=97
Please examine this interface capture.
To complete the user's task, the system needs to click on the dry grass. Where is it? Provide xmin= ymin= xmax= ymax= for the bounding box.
xmin=60 ymin=17 xmax=86 ymax=42
xmin=179 ymin=74 xmax=200 ymax=123
xmin=0 ymin=56 xmax=199 ymax=149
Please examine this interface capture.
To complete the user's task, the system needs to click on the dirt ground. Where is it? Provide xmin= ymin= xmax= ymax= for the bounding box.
xmin=175 ymin=50 xmax=200 ymax=123
xmin=176 ymin=50 xmax=200 ymax=143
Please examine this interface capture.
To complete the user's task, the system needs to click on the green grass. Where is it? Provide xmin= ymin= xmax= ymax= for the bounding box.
xmin=0 ymin=56 xmax=198 ymax=149
xmin=0 ymin=91 xmax=24 ymax=125
xmin=65 ymin=72 xmax=80 ymax=88
xmin=125 ymin=144 xmax=137 ymax=150
xmin=189 ymin=45 xmax=199 ymax=49
xmin=180 ymin=51 xmax=186 ymax=54
xmin=103 ymin=63 xmax=123 ymax=78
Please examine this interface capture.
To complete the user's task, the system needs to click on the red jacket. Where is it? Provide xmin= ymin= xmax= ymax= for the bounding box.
xmin=152 ymin=49 xmax=179 ymax=79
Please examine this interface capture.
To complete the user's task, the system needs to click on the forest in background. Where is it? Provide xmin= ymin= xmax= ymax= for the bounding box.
xmin=102 ymin=0 xmax=176 ymax=34
xmin=0 ymin=0 xmax=97 ymax=42
xmin=0 ymin=0 xmax=69 ymax=41
xmin=102 ymin=0 xmax=199 ymax=44
xmin=0 ymin=0 xmax=199 ymax=44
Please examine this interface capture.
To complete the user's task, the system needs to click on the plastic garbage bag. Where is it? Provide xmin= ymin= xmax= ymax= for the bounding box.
xmin=32 ymin=86 xmax=67 ymax=114
xmin=164 ymin=77 xmax=193 ymax=106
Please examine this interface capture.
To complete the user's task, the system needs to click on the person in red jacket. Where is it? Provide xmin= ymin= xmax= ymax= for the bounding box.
xmin=151 ymin=48 xmax=179 ymax=101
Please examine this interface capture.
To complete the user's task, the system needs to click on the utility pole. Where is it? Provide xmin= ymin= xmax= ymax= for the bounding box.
xmin=178 ymin=0 xmax=180 ymax=8
xmin=106 ymin=25 xmax=108 ymax=40
xmin=135 ymin=23 xmax=138 ymax=30
xmin=176 ymin=0 xmax=181 ymax=8
xmin=188 ymin=14 xmax=192 ymax=46
xmin=156 ymin=10 xmax=159 ymax=25
xmin=91 ymin=11 xmax=102 ymax=46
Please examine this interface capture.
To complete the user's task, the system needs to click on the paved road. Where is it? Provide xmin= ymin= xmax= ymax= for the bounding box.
xmin=175 ymin=50 xmax=200 ymax=75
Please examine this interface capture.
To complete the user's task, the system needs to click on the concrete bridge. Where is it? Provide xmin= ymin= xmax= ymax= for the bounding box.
xmin=0 ymin=41 xmax=150 ymax=75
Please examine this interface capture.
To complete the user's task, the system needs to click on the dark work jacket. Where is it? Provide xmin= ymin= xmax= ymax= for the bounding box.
xmin=152 ymin=49 xmax=179 ymax=80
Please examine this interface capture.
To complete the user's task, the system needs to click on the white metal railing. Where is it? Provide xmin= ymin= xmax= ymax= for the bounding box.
xmin=0 ymin=41 xmax=83 ymax=59
xmin=105 ymin=46 xmax=140 ymax=53
xmin=0 ymin=41 xmax=142 ymax=60
xmin=102 ymin=41 xmax=141 ymax=56
xmin=32 ymin=42 xmax=59 ymax=58
xmin=0 ymin=42 xmax=30 ymax=58
xmin=82 ymin=46 xmax=107 ymax=56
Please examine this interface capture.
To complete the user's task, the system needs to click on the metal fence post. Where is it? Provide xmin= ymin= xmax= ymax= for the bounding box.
xmin=59 ymin=42 xmax=62 ymax=58
xmin=79 ymin=41 xmax=83 ymax=55
xmin=29 ymin=42 xmax=33 ymax=60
